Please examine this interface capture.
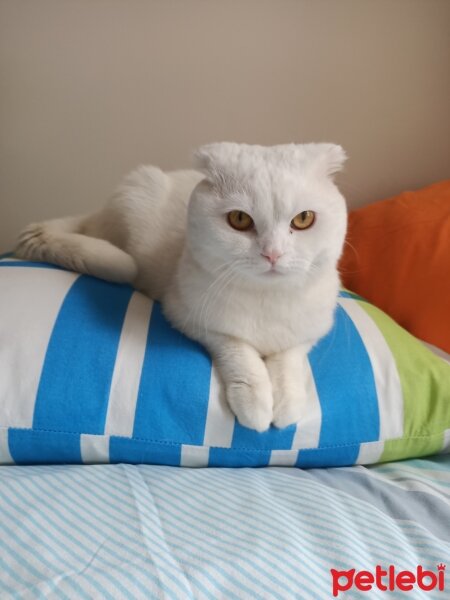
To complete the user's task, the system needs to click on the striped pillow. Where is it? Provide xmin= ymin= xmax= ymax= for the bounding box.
xmin=0 ymin=256 xmax=449 ymax=467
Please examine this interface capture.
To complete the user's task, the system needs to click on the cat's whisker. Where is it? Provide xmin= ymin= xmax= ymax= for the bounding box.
xmin=181 ymin=259 xmax=241 ymax=335
xmin=180 ymin=260 xmax=242 ymax=331
xmin=343 ymin=239 xmax=360 ymax=262
xmin=183 ymin=264 xmax=228 ymax=328
xmin=202 ymin=269 xmax=240 ymax=335
xmin=197 ymin=267 xmax=233 ymax=334
xmin=194 ymin=259 xmax=244 ymax=336
xmin=222 ymin=271 xmax=241 ymax=322
xmin=199 ymin=258 xmax=247 ymax=334
xmin=209 ymin=261 xmax=235 ymax=276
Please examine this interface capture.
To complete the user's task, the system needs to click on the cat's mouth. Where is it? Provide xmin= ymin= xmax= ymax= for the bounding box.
xmin=263 ymin=265 xmax=283 ymax=276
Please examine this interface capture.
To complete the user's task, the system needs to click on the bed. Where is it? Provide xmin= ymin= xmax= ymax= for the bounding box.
xmin=1 ymin=457 xmax=449 ymax=598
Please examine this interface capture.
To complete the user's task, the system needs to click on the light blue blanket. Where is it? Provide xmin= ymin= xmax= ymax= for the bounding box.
xmin=1 ymin=457 xmax=449 ymax=598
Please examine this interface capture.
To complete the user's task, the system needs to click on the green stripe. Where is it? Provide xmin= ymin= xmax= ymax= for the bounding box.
xmin=357 ymin=301 xmax=450 ymax=462
xmin=381 ymin=434 xmax=446 ymax=464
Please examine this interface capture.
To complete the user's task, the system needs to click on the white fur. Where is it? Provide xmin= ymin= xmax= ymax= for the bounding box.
xmin=16 ymin=142 xmax=348 ymax=431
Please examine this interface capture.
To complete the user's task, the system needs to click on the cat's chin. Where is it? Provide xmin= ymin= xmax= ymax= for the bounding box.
xmin=263 ymin=270 xmax=282 ymax=276
xmin=260 ymin=268 xmax=287 ymax=280
xmin=247 ymin=268 xmax=310 ymax=288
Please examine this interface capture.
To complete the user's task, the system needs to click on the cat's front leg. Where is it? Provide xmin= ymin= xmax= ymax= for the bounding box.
xmin=265 ymin=345 xmax=311 ymax=429
xmin=205 ymin=334 xmax=274 ymax=432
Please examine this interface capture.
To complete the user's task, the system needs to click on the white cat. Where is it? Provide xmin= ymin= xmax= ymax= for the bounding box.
xmin=16 ymin=142 xmax=348 ymax=432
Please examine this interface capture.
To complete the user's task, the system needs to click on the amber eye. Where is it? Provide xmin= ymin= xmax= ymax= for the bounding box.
xmin=227 ymin=210 xmax=254 ymax=231
xmin=291 ymin=210 xmax=315 ymax=230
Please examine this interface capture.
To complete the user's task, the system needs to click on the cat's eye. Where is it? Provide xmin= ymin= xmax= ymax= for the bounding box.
xmin=291 ymin=210 xmax=315 ymax=230
xmin=227 ymin=210 xmax=254 ymax=231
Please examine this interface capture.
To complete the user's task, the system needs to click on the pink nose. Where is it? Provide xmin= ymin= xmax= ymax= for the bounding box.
xmin=261 ymin=251 xmax=283 ymax=265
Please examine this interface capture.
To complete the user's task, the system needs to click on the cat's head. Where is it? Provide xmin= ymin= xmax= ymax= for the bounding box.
xmin=187 ymin=142 xmax=347 ymax=287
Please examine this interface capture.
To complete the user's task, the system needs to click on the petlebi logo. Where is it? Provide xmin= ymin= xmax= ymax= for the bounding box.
xmin=330 ymin=564 xmax=446 ymax=597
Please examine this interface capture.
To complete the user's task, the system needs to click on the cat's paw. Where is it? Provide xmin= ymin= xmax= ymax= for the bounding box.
xmin=226 ymin=380 xmax=273 ymax=432
xmin=266 ymin=354 xmax=306 ymax=429
xmin=15 ymin=223 xmax=48 ymax=260
xmin=272 ymin=395 xmax=304 ymax=429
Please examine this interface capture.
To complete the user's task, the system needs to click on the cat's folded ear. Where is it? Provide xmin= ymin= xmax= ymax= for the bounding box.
xmin=310 ymin=143 xmax=348 ymax=179
xmin=193 ymin=142 xmax=240 ymax=184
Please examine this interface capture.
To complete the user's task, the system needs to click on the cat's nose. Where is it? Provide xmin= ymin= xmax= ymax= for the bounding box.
xmin=261 ymin=251 xmax=283 ymax=265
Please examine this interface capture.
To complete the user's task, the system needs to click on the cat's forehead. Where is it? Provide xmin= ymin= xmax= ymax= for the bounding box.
xmin=219 ymin=165 xmax=329 ymax=220
xmin=194 ymin=142 xmax=346 ymax=219
xmin=223 ymin=168 xmax=301 ymax=204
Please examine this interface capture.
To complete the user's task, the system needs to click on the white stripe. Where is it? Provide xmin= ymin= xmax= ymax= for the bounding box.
xmin=356 ymin=441 xmax=385 ymax=465
xmin=203 ymin=366 xmax=235 ymax=447
xmin=181 ymin=444 xmax=209 ymax=467
xmin=374 ymin=463 xmax=450 ymax=491
xmin=0 ymin=268 xmax=79 ymax=428
xmin=291 ymin=355 xmax=322 ymax=449
xmin=338 ymin=298 xmax=404 ymax=440
xmin=0 ymin=429 xmax=13 ymax=464
xmin=80 ymin=434 xmax=110 ymax=464
xmin=269 ymin=450 xmax=299 ymax=466
xmin=104 ymin=293 xmax=153 ymax=437
xmin=421 ymin=340 xmax=450 ymax=364
xmin=443 ymin=429 xmax=450 ymax=453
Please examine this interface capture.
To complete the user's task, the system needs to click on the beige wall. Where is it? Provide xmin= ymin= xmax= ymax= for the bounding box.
xmin=1 ymin=0 xmax=449 ymax=252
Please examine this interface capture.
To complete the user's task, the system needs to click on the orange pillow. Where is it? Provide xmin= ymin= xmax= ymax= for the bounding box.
xmin=340 ymin=180 xmax=450 ymax=353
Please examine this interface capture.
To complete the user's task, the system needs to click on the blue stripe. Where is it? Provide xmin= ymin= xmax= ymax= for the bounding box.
xmin=109 ymin=437 xmax=181 ymax=466
xmin=209 ymin=447 xmax=271 ymax=467
xmin=132 ymin=302 xmax=212 ymax=444
xmin=8 ymin=429 xmax=81 ymax=464
xmin=296 ymin=445 xmax=360 ymax=468
xmin=33 ymin=275 xmax=133 ymax=434
xmin=308 ymin=304 xmax=379 ymax=449
xmin=231 ymin=422 xmax=296 ymax=451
